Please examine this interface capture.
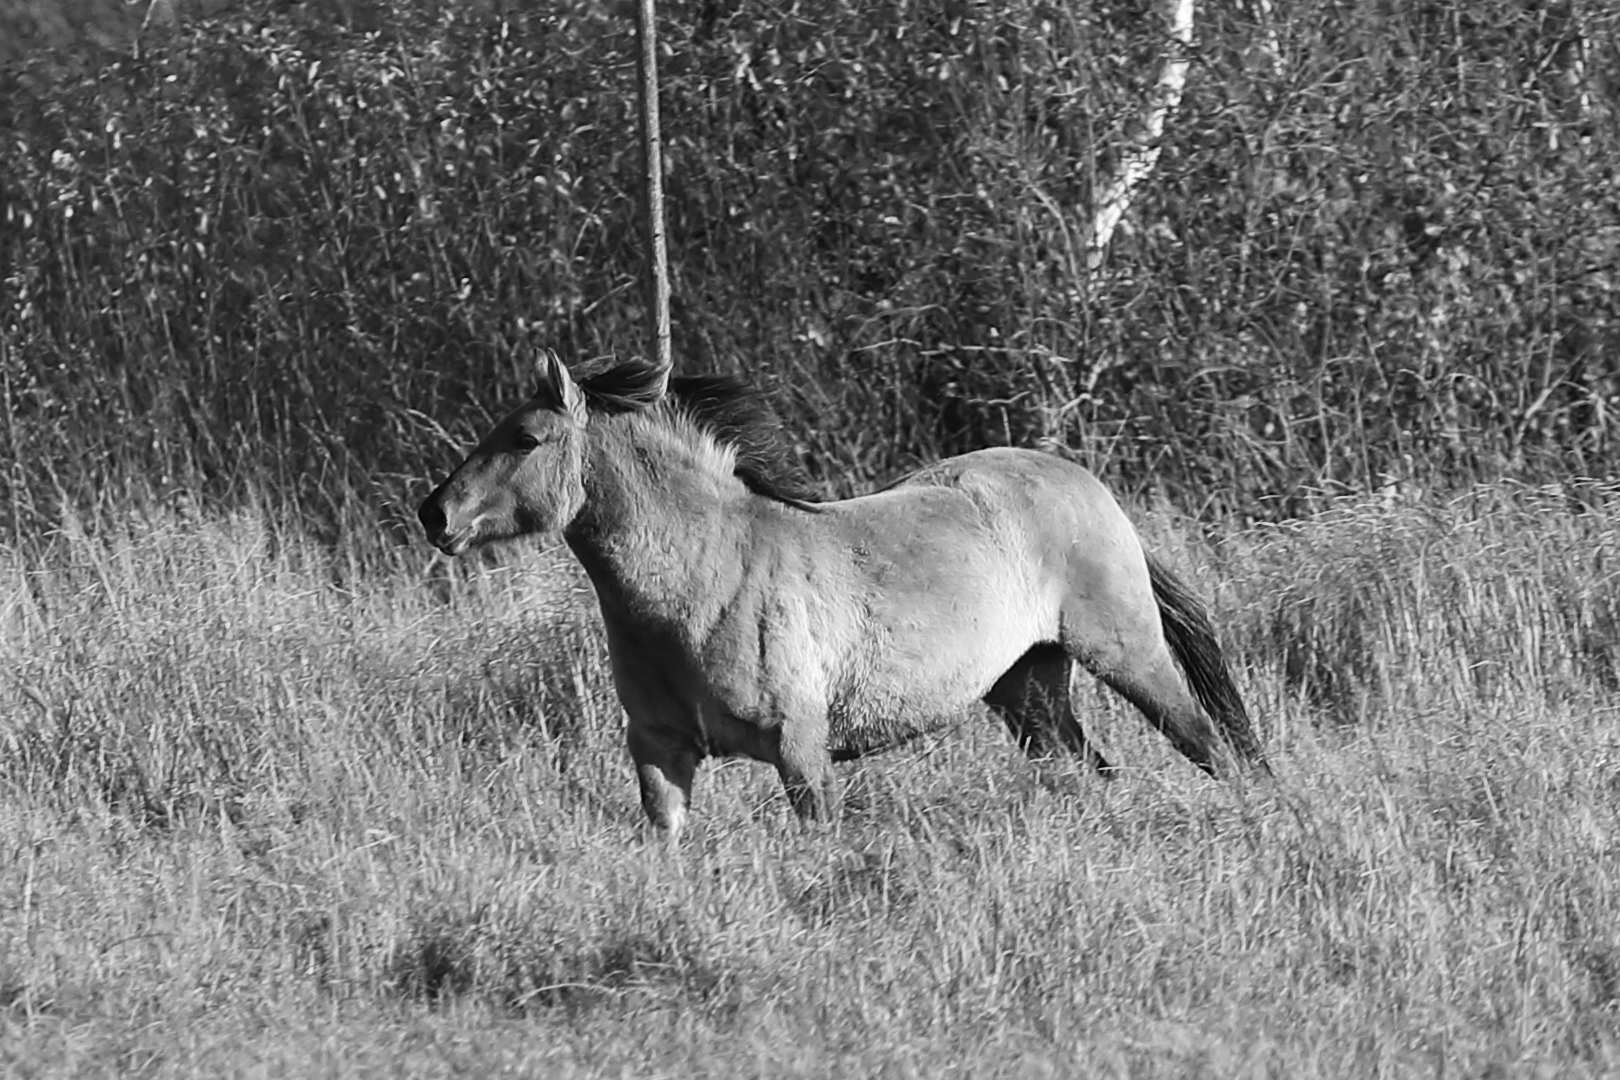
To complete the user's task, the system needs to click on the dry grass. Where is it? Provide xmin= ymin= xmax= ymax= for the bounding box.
xmin=3 ymin=486 xmax=1619 ymax=1077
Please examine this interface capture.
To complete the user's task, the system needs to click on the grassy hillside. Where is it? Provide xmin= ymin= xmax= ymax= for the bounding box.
xmin=2 ymin=487 xmax=1617 ymax=1076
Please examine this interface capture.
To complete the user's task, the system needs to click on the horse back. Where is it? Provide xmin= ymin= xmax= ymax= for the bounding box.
xmin=892 ymin=447 xmax=1144 ymax=570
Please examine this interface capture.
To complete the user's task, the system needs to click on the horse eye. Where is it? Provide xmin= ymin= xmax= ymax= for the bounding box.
xmin=511 ymin=431 xmax=541 ymax=452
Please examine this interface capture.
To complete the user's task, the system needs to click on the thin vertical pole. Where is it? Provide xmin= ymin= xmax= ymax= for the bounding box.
xmin=633 ymin=0 xmax=672 ymax=377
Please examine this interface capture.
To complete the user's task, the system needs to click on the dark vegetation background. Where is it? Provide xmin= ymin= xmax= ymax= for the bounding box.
xmin=3 ymin=0 xmax=1617 ymax=550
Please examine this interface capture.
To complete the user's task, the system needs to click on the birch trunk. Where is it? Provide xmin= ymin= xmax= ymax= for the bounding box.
xmin=1083 ymin=0 xmax=1195 ymax=272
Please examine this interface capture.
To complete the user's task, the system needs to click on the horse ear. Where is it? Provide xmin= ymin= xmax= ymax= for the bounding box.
xmin=538 ymin=349 xmax=585 ymax=416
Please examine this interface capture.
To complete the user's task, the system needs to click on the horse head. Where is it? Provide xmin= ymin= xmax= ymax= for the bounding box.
xmin=418 ymin=349 xmax=593 ymax=555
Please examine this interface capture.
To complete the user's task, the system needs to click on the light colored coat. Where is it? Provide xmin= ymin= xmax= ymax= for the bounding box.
xmin=418 ymin=353 xmax=1268 ymax=841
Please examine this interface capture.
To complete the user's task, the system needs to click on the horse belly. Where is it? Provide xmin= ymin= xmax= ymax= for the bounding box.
xmin=828 ymin=584 xmax=1049 ymax=752
xmin=808 ymin=487 xmax=1062 ymax=753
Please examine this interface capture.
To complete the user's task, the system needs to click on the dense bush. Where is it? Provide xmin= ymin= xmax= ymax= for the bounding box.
xmin=2 ymin=0 xmax=1617 ymax=542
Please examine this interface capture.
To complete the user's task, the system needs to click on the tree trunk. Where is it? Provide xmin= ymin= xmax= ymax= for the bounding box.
xmin=1083 ymin=0 xmax=1195 ymax=272
xmin=633 ymin=0 xmax=673 ymax=383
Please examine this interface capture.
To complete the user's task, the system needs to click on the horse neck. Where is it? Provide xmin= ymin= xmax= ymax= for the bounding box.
xmin=562 ymin=410 xmax=747 ymax=620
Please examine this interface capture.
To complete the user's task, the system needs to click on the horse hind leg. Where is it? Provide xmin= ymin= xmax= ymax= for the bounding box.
xmin=1082 ymin=632 xmax=1263 ymax=781
xmin=1093 ymin=649 xmax=1228 ymax=777
xmin=984 ymin=644 xmax=1115 ymax=776
xmin=1059 ymin=603 xmax=1238 ymax=779
xmin=1059 ymin=550 xmax=1266 ymax=780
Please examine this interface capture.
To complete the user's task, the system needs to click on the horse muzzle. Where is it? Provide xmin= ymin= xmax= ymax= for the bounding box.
xmin=417 ymin=497 xmax=471 ymax=556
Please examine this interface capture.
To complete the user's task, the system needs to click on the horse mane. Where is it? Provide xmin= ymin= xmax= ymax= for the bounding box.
xmin=575 ymin=357 xmax=823 ymax=510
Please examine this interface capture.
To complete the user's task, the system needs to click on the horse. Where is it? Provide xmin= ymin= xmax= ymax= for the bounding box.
xmin=417 ymin=351 xmax=1270 ymax=841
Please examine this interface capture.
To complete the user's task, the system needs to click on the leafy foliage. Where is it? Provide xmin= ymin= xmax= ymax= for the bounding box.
xmin=2 ymin=0 xmax=1618 ymax=539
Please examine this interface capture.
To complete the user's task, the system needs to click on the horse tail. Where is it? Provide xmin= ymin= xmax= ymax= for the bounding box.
xmin=1146 ymin=552 xmax=1270 ymax=772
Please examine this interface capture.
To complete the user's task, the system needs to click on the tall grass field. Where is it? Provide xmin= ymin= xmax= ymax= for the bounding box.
xmin=3 ymin=485 xmax=1617 ymax=1077
xmin=3 ymin=4 xmax=1620 ymax=1073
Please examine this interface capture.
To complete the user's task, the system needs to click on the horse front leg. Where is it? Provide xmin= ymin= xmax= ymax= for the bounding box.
xmin=773 ymin=712 xmax=841 ymax=824
xmin=627 ymin=723 xmax=700 ymax=845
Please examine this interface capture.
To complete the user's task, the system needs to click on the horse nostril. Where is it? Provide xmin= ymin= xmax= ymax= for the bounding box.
xmin=418 ymin=498 xmax=446 ymax=539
